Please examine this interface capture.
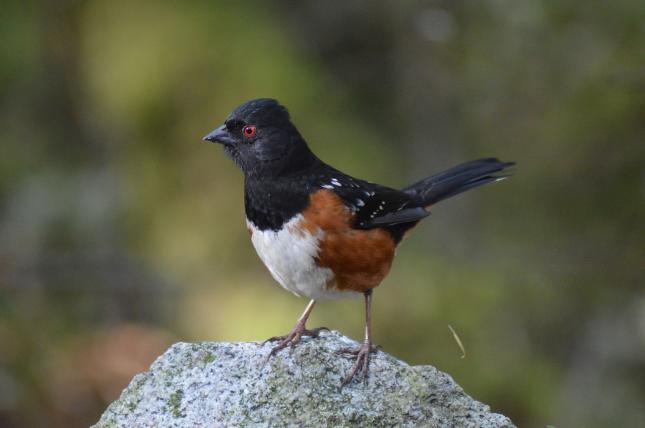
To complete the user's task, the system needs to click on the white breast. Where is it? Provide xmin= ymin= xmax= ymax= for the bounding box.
xmin=246 ymin=216 xmax=359 ymax=300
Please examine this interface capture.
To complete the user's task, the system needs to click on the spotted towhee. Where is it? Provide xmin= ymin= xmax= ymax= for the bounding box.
xmin=204 ymin=98 xmax=513 ymax=385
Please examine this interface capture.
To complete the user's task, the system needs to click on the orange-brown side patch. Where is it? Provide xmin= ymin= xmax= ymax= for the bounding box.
xmin=298 ymin=190 xmax=396 ymax=293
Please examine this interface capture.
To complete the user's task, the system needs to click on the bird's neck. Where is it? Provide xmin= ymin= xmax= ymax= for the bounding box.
xmin=244 ymin=175 xmax=312 ymax=232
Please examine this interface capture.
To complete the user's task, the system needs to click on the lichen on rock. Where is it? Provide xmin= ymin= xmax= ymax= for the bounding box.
xmin=94 ymin=330 xmax=515 ymax=427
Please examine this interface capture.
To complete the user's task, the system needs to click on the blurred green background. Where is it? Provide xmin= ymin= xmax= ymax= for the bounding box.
xmin=1 ymin=1 xmax=644 ymax=427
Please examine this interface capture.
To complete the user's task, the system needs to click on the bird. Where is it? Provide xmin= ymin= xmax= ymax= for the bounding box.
xmin=203 ymin=98 xmax=513 ymax=386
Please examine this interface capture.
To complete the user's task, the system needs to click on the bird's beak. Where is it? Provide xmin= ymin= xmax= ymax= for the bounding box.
xmin=203 ymin=125 xmax=236 ymax=145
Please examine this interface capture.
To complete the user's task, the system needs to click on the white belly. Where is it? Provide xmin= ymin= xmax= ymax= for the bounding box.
xmin=247 ymin=216 xmax=359 ymax=300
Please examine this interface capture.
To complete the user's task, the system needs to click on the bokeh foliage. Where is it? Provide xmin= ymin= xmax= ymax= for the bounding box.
xmin=1 ymin=1 xmax=643 ymax=427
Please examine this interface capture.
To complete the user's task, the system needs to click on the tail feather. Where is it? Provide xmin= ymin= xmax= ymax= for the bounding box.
xmin=403 ymin=158 xmax=514 ymax=207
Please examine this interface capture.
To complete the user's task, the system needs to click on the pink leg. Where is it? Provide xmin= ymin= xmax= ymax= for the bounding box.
xmin=340 ymin=289 xmax=378 ymax=386
xmin=264 ymin=300 xmax=328 ymax=359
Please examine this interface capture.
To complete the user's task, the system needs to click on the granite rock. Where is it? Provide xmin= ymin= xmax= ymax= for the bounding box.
xmin=94 ymin=330 xmax=515 ymax=427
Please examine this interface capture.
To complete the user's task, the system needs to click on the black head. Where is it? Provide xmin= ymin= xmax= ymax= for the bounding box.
xmin=203 ymin=99 xmax=318 ymax=177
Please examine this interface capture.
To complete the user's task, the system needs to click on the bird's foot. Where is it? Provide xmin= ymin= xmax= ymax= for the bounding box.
xmin=263 ymin=323 xmax=329 ymax=363
xmin=338 ymin=341 xmax=379 ymax=386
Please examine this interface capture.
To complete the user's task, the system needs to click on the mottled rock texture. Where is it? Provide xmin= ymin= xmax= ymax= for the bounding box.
xmin=94 ymin=330 xmax=515 ymax=427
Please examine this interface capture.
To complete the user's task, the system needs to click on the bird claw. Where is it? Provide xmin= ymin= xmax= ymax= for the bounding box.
xmin=263 ymin=326 xmax=329 ymax=345
xmin=337 ymin=343 xmax=380 ymax=358
xmin=340 ymin=341 xmax=378 ymax=387
xmin=262 ymin=326 xmax=329 ymax=367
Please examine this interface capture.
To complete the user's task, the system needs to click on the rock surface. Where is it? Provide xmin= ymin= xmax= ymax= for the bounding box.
xmin=94 ymin=330 xmax=515 ymax=427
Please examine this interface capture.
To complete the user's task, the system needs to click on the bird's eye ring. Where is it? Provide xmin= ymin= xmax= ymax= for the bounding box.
xmin=242 ymin=125 xmax=257 ymax=138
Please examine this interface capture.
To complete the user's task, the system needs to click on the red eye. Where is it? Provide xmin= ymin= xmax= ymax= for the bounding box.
xmin=242 ymin=125 xmax=257 ymax=138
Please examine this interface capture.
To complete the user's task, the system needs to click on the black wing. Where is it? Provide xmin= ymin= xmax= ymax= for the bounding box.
xmin=312 ymin=170 xmax=429 ymax=230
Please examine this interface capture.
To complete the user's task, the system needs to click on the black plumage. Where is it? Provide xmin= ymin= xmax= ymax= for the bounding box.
xmin=204 ymin=98 xmax=513 ymax=241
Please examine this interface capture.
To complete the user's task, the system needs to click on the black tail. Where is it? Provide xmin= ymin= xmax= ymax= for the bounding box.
xmin=402 ymin=158 xmax=514 ymax=207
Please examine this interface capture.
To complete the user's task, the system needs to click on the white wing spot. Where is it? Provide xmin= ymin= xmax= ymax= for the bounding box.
xmin=355 ymin=199 xmax=365 ymax=207
xmin=321 ymin=184 xmax=334 ymax=189
xmin=331 ymin=178 xmax=341 ymax=187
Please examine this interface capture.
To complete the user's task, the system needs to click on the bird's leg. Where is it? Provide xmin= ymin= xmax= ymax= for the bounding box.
xmin=264 ymin=300 xmax=328 ymax=359
xmin=340 ymin=289 xmax=378 ymax=386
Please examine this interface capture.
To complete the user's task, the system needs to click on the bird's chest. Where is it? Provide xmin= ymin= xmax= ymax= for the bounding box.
xmin=246 ymin=215 xmax=344 ymax=299
xmin=245 ymin=189 xmax=397 ymax=299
